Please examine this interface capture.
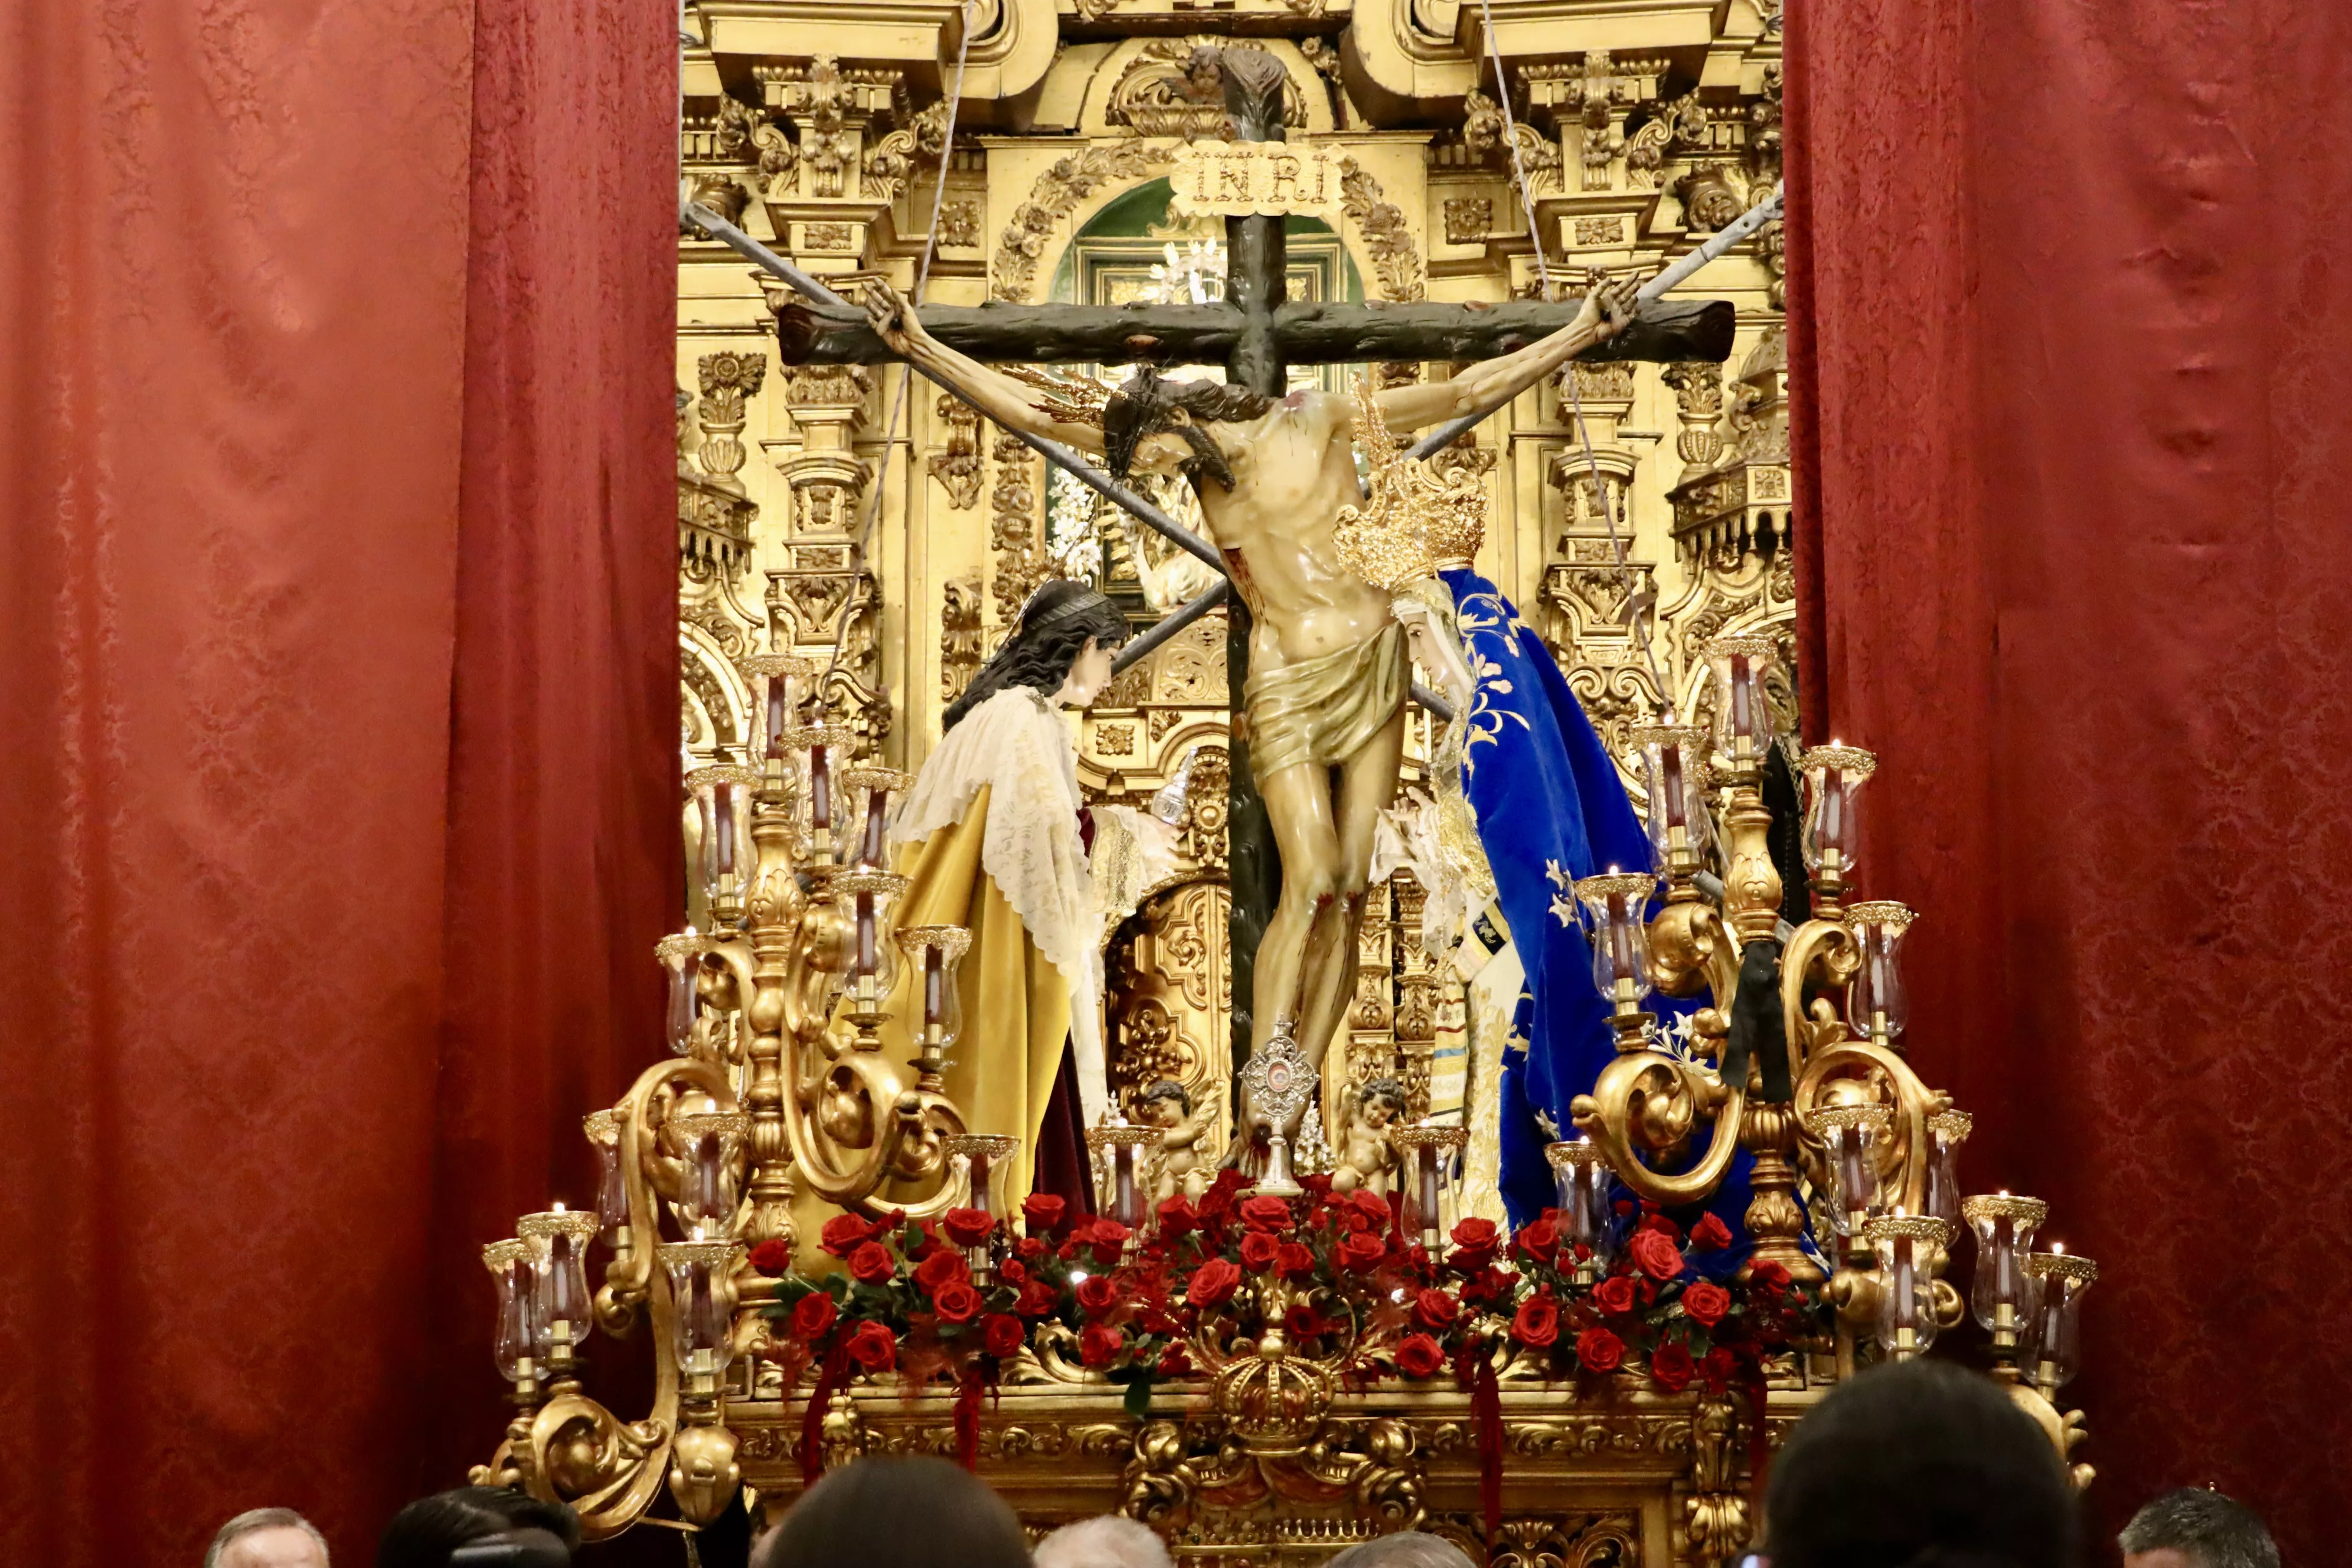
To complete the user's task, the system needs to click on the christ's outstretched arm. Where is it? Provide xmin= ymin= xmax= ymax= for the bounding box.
xmin=1371 ymin=277 xmax=1639 ymax=433
xmin=862 ymin=282 xmax=1110 ymax=456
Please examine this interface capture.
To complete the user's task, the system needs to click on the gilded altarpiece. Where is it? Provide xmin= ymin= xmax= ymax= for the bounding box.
xmin=672 ymin=4 xmax=1794 ymax=1557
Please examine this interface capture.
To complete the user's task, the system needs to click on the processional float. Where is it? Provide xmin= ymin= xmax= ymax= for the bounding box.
xmin=466 ymin=50 xmax=2095 ymax=1568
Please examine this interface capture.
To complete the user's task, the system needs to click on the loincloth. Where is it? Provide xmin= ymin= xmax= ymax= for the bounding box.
xmin=1243 ymin=620 xmax=1407 ymax=778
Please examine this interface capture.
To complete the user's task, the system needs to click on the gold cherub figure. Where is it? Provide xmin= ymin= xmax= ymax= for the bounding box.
xmin=1329 ymin=1076 xmax=1407 ymax=1197
xmin=1140 ymin=1079 xmax=1210 ymax=1203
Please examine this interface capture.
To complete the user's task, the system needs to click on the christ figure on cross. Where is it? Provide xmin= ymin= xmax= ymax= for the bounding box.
xmin=863 ymin=275 xmax=1637 ymax=1117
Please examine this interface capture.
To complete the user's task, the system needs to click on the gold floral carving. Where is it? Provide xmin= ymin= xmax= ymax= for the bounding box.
xmin=1442 ymin=198 xmax=1493 ymax=244
xmin=927 ymin=394 xmax=983 ymax=509
xmin=1106 ymin=39 xmax=1308 ymax=140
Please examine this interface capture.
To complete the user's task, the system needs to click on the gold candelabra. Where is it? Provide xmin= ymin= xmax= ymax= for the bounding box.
xmin=1560 ymin=635 xmax=2095 ymax=1487
xmin=470 ymin=655 xmax=999 ymax=1537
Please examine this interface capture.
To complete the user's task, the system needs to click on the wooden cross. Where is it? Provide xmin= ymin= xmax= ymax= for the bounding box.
xmin=764 ymin=46 xmax=1734 ymax=1079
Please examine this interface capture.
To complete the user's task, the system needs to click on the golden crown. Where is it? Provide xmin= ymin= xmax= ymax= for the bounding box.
xmin=1334 ymin=375 xmax=1488 ymax=593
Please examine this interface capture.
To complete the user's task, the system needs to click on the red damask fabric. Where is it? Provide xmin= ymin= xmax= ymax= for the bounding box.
xmin=0 ymin=1 xmax=677 ymax=1563
xmin=1789 ymin=2 xmax=2352 ymax=1562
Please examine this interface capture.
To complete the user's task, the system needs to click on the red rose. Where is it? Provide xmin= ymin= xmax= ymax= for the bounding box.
xmin=1515 ymin=1217 xmax=1561 ymax=1260
xmin=1511 ymin=1294 xmax=1561 ymax=1349
xmin=1279 ymin=1242 xmax=1317 ymax=1278
xmin=1593 ymin=1275 xmax=1638 ymax=1316
xmin=1396 ymin=1334 xmax=1447 ymax=1378
xmin=1413 ymin=1288 xmax=1459 ymax=1331
xmin=999 ymin=1257 xmax=1029 ymax=1286
xmin=1650 ymin=1340 xmax=1695 ymax=1393
xmin=1700 ymin=1346 xmax=1739 ymax=1389
xmin=749 ymin=1238 xmax=792 ymax=1275
xmin=790 ymin=1292 xmax=838 ymax=1341
xmin=1076 ymin=1274 xmax=1119 ymax=1316
xmin=1749 ymin=1259 xmax=1791 ymax=1293
xmin=1022 ymin=1193 xmax=1066 ymax=1235
xmin=1015 ymin=1236 xmax=1047 ymax=1261
xmin=848 ymin=1240 xmax=896 ymax=1285
xmin=1447 ymin=1218 xmax=1501 ymax=1271
xmin=913 ymin=1249 xmax=968 ymax=1293
xmin=1079 ymin=1322 xmax=1124 ymax=1368
xmin=820 ymin=1214 xmax=879 ymax=1259
xmin=1186 ymin=1256 xmax=1243 ymax=1308
xmin=1158 ymin=1197 xmax=1199 ymax=1237
xmin=1682 ymin=1280 xmax=1730 ymax=1328
xmin=943 ymin=1207 xmax=995 ymax=1249
xmin=1286 ymin=1303 xmax=1330 ymax=1340
xmin=1629 ymin=1228 xmax=1685 ymax=1283
xmin=1638 ymin=1210 xmax=1682 ymax=1240
xmin=845 ymin=1320 xmax=897 ymax=1372
xmin=1239 ymin=1231 xmax=1282 ymax=1272
xmin=933 ymin=1280 xmax=982 ymax=1324
xmin=1240 ymin=1195 xmax=1293 ymax=1231
xmin=1338 ymin=1230 xmax=1387 ymax=1272
xmin=1691 ymin=1213 xmax=1734 ymax=1252
xmin=1349 ymin=1189 xmax=1392 ymax=1229
xmin=985 ymin=1313 xmax=1027 ymax=1359
xmin=1575 ymin=1326 xmax=1625 ymax=1374
xmin=1014 ymin=1279 xmax=1060 ymax=1318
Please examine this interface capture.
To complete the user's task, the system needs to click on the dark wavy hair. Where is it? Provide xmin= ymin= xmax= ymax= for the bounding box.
xmin=940 ymin=579 xmax=1128 ymax=732
xmin=1102 ymin=367 xmax=1276 ymax=490
xmin=377 ymin=1487 xmax=579 ymax=1568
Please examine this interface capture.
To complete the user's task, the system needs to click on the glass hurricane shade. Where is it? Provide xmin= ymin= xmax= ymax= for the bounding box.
xmin=841 ymin=766 xmax=912 ymax=871
xmin=1807 ymin=1106 xmax=1891 ymax=1237
xmin=483 ymin=1240 xmax=536 ymax=1382
xmin=1574 ymin=871 xmax=1658 ymax=1006
xmin=1631 ymin=725 xmax=1711 ymax=867
xmin=658 ymin=1242 xmax=739 ymax=1375
xmin=1798 ymin=745 xmax=1876 ymax=877
xmin=1086 ymin=1124 xmax=1154 ymax=1230
xmin=897 ymin=926 xmax=971 ymax=1056
xmin=661 ymin=937 xmax=702 ymax=1055
xmin=2025 ymin=1251 xmax=2097 ymax=1388
xmin=1702 ymin=636 xmax=1776 ymax=762
xmin=585 ymin=1110 xmax=630 ymax=1243
xmin=1393 ymin=1126 xmax=1468 ymax=1246
xmin=1923 ymin=1112 xmax=1969 ymax=1230
xmin=832 ymin=871 xmax=906 ymax=1008
xmin=520 ymin=1210 xmax=599 ymax=1362
xmin=1963 ymin=1194 xmax=2047 ymax=1335
xmin=1843 ymin=902 xmax=1915 ymax=1041
xmin=688 ymin=766 xmax=760 ymax=912
xmin=668 ymin=1113 xmax=746 ymax=1241
xmin=785 ymin=724 xmax=857 ymax=851
xmin=1546 ymin=1140 xmax=1616 ymax=1275
xmin=1868 ymin=1216 xmax=1949 ymax=1358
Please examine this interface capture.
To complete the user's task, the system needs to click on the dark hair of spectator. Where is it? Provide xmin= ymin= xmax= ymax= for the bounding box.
xmin=2118 ymin=1488 xmax=2279 ymax=1568
xmin=375 ymin=1487 xmax=579 ymax=1568
xmin=1764 ymin=1359 xmax=2079 ymax=1568
xmin=750 ymin=1456 xmax=1030 ymax=1568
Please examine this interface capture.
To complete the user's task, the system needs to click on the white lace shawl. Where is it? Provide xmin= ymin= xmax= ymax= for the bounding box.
xmin=890 ymin=688 xmax=1108 ymax=1125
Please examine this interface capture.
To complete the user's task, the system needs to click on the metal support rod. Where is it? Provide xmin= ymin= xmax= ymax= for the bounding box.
xmin=1403 ymin=185 xmax=1785 ymax=463
xmin=683 ymin=203 xmax=1231 ymax=580
xmin=1110 ymin=582 xmax=1229 ymax=674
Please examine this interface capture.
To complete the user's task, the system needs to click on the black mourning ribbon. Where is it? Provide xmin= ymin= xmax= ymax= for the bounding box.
xmin=1719 ymin=938 xmax=1792 ymax=1103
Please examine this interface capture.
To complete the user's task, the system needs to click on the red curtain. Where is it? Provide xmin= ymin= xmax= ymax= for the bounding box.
xmin=0 ymin=1 xmax=678 ymax=1563
xmin=1788 ymin=2 xmax=2352 ymax=1563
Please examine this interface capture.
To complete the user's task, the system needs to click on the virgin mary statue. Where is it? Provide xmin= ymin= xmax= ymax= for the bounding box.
xmin=883 ymin=580 xmax=1167 ymax=1210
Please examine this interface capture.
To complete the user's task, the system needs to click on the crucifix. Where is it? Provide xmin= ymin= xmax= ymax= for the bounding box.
xmin=748 ymin=44 xmax=1734 ymax=1129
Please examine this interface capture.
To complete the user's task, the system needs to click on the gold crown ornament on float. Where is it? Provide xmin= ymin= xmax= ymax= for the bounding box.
xmin=461 ymin=576 xmax=2100 ymax=1550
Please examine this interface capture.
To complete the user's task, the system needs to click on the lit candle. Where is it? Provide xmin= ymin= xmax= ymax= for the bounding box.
xmin=1818 ymin=765 xmax=1845 ymax=860
xmin=862 ymin=781 xmax=890 ymax=868
xmin=765 ymin=674 xmax=790 ymax=759
xmin=855 ymin=888 xmax=877 ymax=999
xmin=923 ymin=946 xmax=945 ymax=1035
xmin=1418 ymin=1148 xmax=1440 ymax=1245
xmin=1661 ymin=740 xmax=1687 ymax=830
xmin=714 ymin=782 xmax=737 ymax=877
xmin=1729 ymin=654 xmax=1753 ymax=747
xmin=811 ymin=745 xmax=833 ymax=834
xmin=1113 ymin=1143 xmax=1138 ymax=1227
xmin=1889 ymin=1229 xmax=1917 ymax=1350
xmin=1838 ymin=1126 xmax=1871 ymax=1231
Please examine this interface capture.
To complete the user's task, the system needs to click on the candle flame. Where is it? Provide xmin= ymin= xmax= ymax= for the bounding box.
xmin=1069 ymin=1270 xmax=1089 ymax=1285
xmin=551 ymin=1201 xmax=566 ymax=1213
xmin=2050 ymin=1242 xmax=2065 ymax=1256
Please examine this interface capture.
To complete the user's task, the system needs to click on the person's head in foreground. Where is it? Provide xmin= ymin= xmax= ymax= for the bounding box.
xmin=2118 ymin=1488 xmax=2278 ymax=1568
xmin=750 ymin=1455 xmax=1030 ymax=1568
xmin=1763 ymin=1359 xmax=2078 ymax=1568
xmin=1034 ymin=1514 xmax=1175 ymax=1568
xmin=1325 ymin=1532 xmax=1479 ymax=1568
xmin=375 ymin=1487 xmax=579 ymax=1568
xmin=208 ymin=1509 xmax=331 ymax=1568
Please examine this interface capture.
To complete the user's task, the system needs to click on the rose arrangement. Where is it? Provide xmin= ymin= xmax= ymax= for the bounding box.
xmin=762 ymin=1172 xmax=1821 ymax=1407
